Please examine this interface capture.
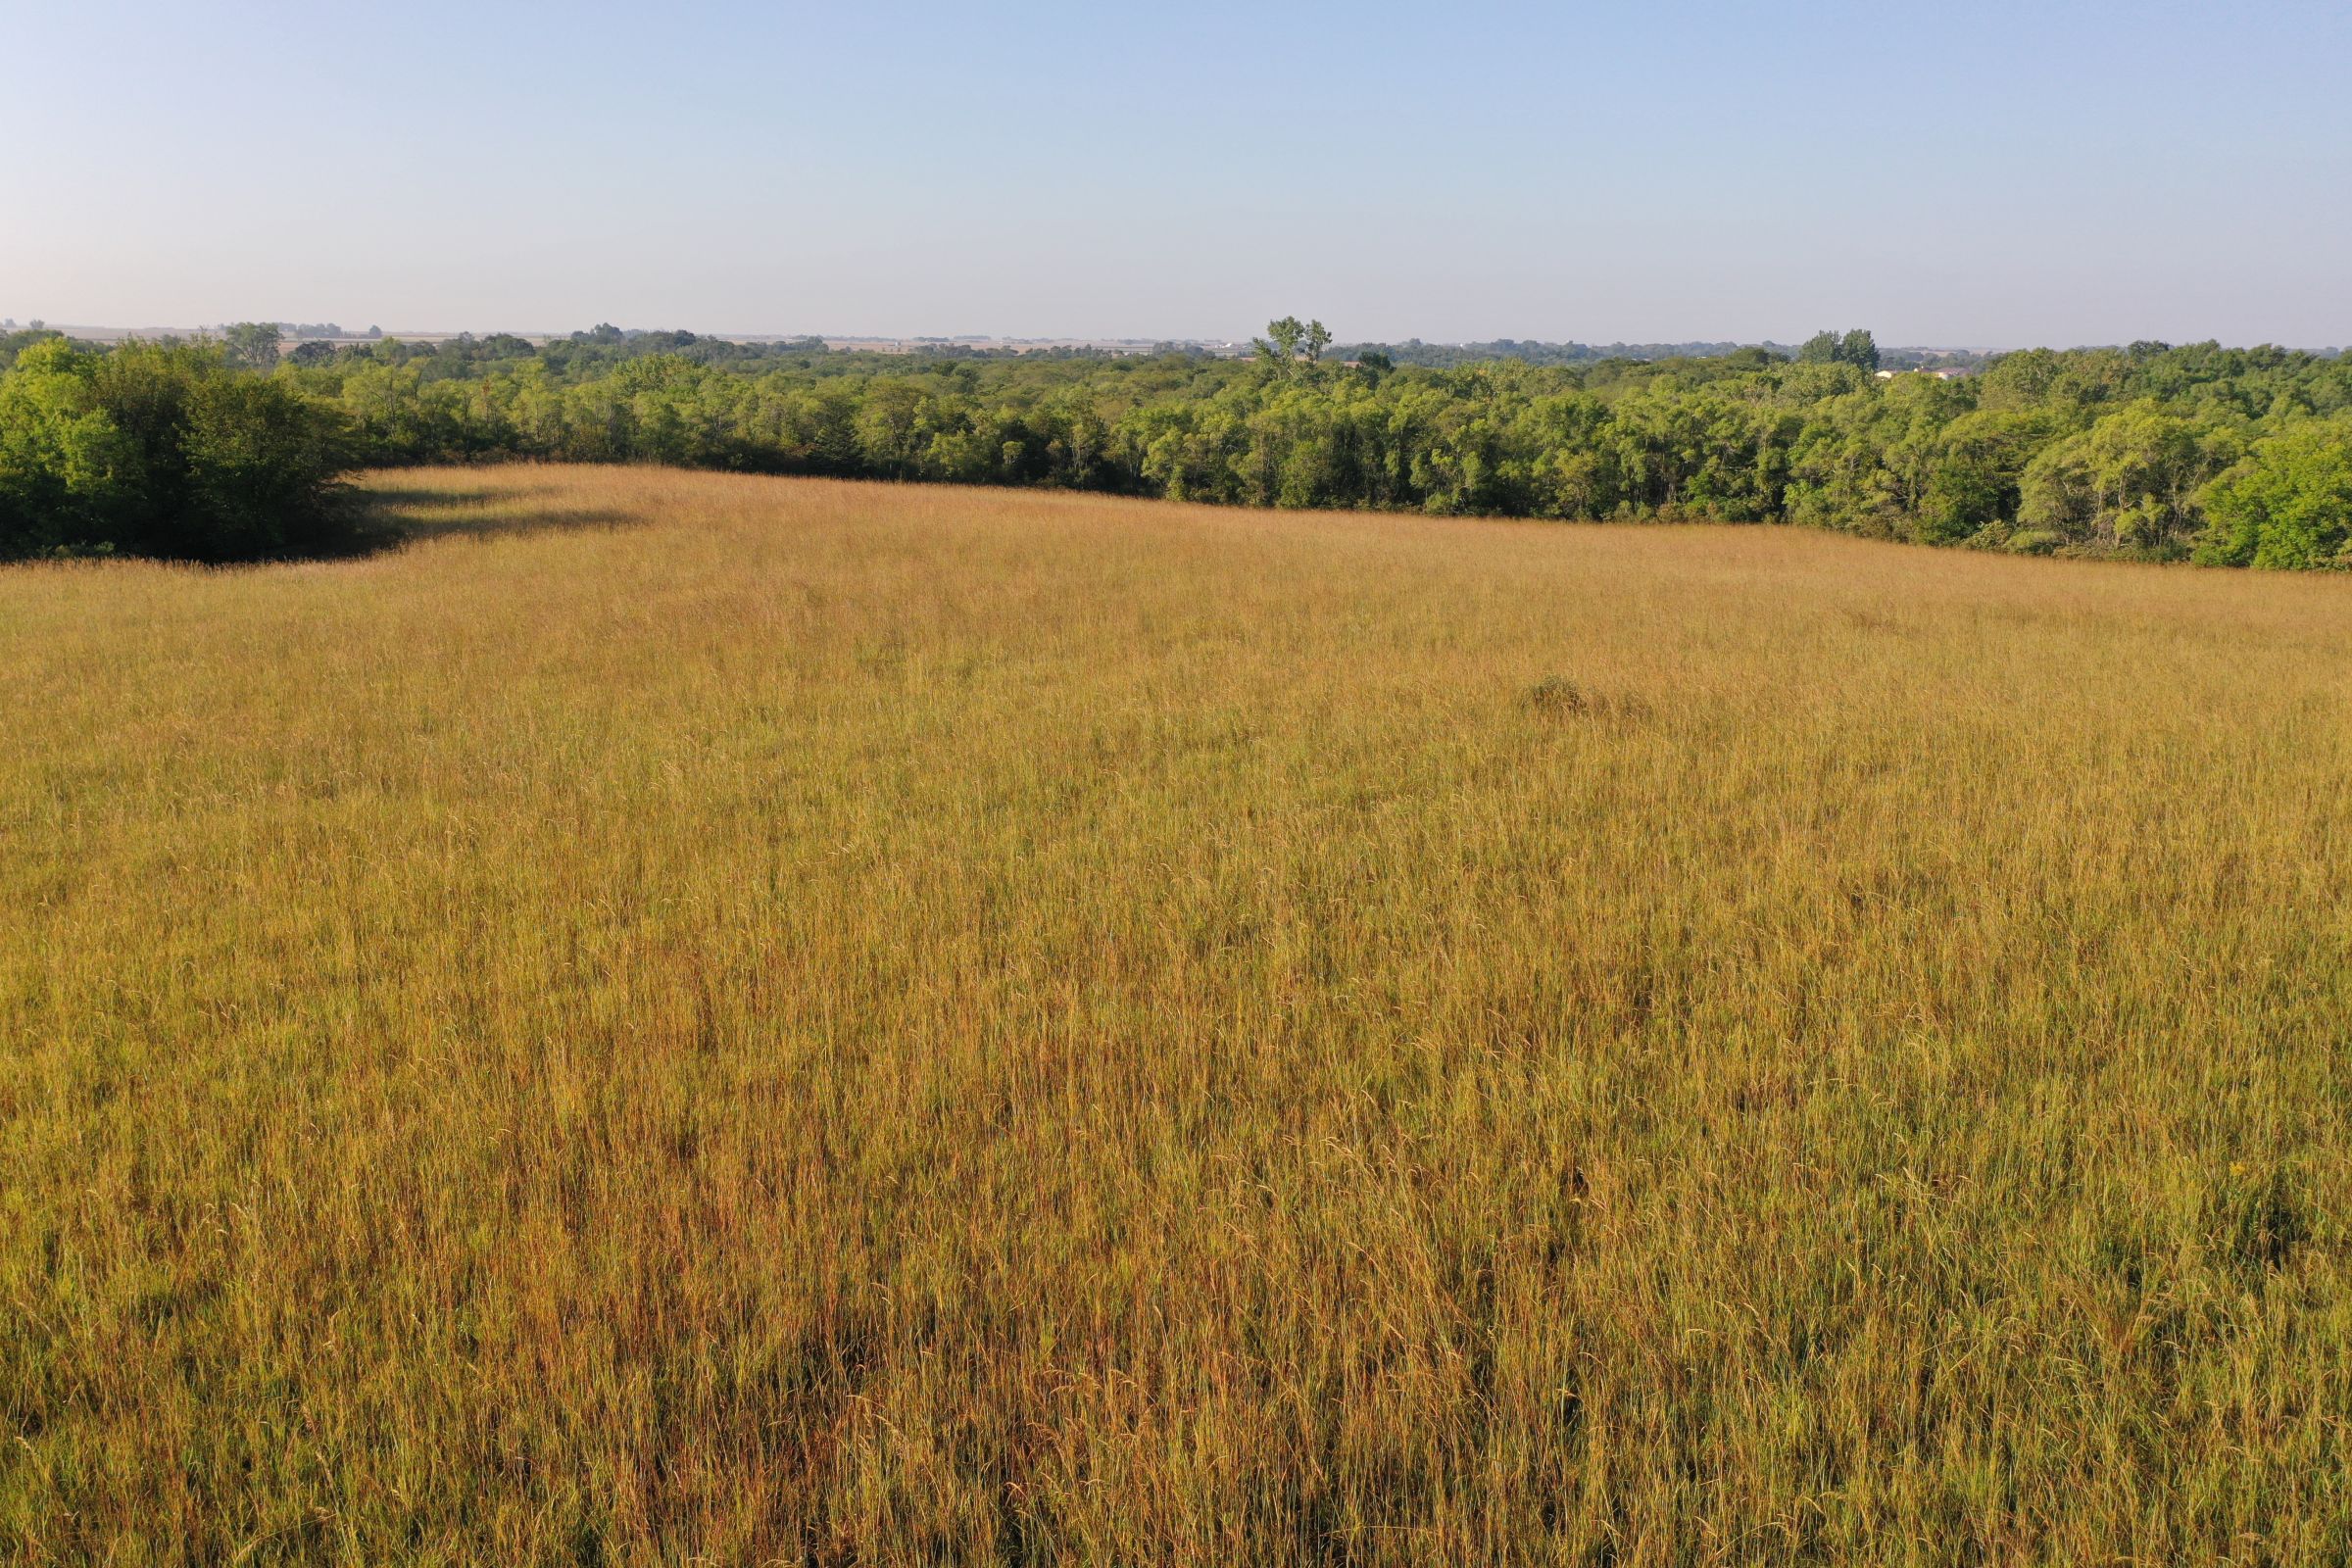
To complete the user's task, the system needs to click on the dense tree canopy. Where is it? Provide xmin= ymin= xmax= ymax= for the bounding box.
xmin=0 ymin=339 xmax=346 ymax=560
xmin=3 ymin=321 xmax=2350 ymax=565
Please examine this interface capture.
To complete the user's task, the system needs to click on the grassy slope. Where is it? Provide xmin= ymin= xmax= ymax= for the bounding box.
xmin=4 ymin=466 xmax=2350 ymax=1564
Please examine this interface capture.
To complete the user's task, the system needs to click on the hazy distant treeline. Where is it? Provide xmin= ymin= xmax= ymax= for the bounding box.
xmin=1330 ymin=335 xmax=1986 ymax=371
xmin=4 ymin=321 xmax=2351 ymax=565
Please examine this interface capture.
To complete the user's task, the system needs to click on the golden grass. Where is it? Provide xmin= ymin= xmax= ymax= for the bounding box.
xmin=5 ymin=465 xmax=2351 ymax=1564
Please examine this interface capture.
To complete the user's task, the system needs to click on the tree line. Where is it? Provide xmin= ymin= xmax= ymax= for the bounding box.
xmin=4 ymin=321 xmax=2350 ymax=565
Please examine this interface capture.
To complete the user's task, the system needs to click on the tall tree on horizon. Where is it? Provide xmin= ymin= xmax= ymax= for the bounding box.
xmin=1254 ymin=317 xmax=1332 ymax=371
xmin=1798 ymin=328 xmax=1881 ymax=371
xmin=1255 ymin=318 xmax=1305 ymax=370
xmin=219 ymin=321 xmax=281 ymax=372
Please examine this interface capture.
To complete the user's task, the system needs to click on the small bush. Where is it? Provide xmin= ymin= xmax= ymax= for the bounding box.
xmin=1524 ymin=676 xmax=1647 ymax=719
xmin=2204 ymin=1163 xmax=2313 ymax=1285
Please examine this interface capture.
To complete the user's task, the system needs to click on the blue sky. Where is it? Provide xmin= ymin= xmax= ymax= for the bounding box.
xmin=3 ymin=0 xmax=2346 ymax=345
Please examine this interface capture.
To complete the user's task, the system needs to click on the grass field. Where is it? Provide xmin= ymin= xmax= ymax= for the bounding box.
xmin=5 ymin=466 xmax=2351 ymax=1564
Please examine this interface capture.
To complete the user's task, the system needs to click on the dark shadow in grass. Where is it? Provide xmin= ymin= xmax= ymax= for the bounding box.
xmin=360 ymin=482 xmax=560 ymax=510
xmin=1523 ymin=675 xmax=1651 ymax=721
xmin=10 ymin=479 xmax=633 ymax=566
xmin=313 ymin=480 xmax=635 ymax=558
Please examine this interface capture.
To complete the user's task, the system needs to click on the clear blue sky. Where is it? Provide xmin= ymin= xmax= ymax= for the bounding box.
xmin=4 ymin=0 xmax=2346 ymax=346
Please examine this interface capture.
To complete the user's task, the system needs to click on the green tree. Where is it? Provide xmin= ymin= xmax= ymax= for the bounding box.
xmin=2194 ymin=421 xmax=2352 ymax=567
xmin=0 ymin=339 xmax=135 ymax=555
xmin=2016 ymin=403 xmax=2232 ymax=555
xmin=1255 ymin=317 xmax=1306 ymax=369
xmin=0 ymin=338 xmax=347 ymax=561
xmin=220 ymin=321 xmax=282 ymax=371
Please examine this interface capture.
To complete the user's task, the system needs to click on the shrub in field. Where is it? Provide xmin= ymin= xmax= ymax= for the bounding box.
xmin=1523 ymin=675 xmax=1648 ymax=719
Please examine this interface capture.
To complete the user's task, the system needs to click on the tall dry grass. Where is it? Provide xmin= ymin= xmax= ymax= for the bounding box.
xmin=4 ymin=466 xmax=2351 ymax=1564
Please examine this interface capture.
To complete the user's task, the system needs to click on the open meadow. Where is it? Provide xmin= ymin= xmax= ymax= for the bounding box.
xmin=6 ymin=465 xmax=2352 ymax=1564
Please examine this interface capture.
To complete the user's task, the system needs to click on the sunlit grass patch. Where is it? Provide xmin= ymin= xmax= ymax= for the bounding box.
xmin=4 ymin=465 xmax=2351 ymax=1564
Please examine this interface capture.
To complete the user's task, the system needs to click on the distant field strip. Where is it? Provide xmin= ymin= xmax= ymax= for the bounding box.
xmin=5 ymin=466 xmax=2351 ymax=1564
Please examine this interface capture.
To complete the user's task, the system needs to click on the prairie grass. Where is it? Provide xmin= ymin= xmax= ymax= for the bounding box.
xmin=4 ymin=465 xmax=2351 ymax=1564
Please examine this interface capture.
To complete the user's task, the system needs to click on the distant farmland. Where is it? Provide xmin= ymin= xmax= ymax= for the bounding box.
xmin=5 ymin=467 xmax=2349 ymax=1563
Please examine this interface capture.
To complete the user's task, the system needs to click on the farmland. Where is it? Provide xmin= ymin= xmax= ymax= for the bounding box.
xmin=5 ymin=466 xmax=2351 ymax=1563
